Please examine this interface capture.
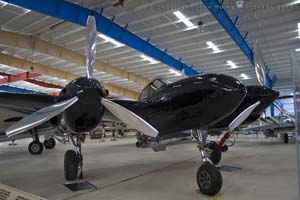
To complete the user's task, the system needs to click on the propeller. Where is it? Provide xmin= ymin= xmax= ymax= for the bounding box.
xmin=85 ymin=15 xmax=97 ymax=79
xmin=228 ymin=101 xmax=260 ymax=132
xmin=84 ymin=16 xmax=158 ymax=137
xmin=101 ymin=98 xmax=158 ymax=137
xmin=5 ymin=15 xmax=159 ymax=138
xmin=254 ymin=42 xmax=295 ymax=122
xmin=6 ymin=97 xmax=78 ymax=137
xmin=253 ymin=42 xmax=266 ymax=86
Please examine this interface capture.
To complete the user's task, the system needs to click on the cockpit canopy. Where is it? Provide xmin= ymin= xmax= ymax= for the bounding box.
xmin=138 ymin=78 xmax=169 ymax=100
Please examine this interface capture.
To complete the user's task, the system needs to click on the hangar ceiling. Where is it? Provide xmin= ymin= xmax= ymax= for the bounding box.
xmin=0 ymin=0 xmax=299 ymax=98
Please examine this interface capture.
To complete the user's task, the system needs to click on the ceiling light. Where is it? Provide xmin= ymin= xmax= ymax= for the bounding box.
xmin=173 ymin=11 xmax=194 ymax=28
xmin=0 ymin=0 xmax=7 ymax=6
xmin=295 ymin=48 xmax=300 ymax=51
xmin=169 ymin=69 xmax=182 ymax=76
xmin=139 ymin=55 xmax=159 ymax=64
xmin=298 ymin=23 xmax=300 ymax=36
xmin=206 ymin=41 xmax=222 ymax=53
xmin=227 ymin=60 xmax=238 ymax=69
xmin=98 ymin=34 xmax=124 ymax=47
xmin=288 ymin=0 xmax=300 ymax=5
xmin=240 ymin=73 xmax=249 ymax=80
xmin=5 ymin=2 xmax=31 ymax=13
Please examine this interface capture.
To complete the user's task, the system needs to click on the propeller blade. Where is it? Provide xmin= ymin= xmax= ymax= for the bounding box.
xmin=101 ymin=98 xmax=159 ymax=137
xmin=278 ymin=95 xmax=294 ymax=100
xmin=273 ymin=102 xmax=295 ymax=122
xmin=254 ymin=42 xmax=266 ymax=86
xmin=228 ymin=101 xmax=260 ymax=132
xmin=5 ymin=97 xmax=78 ymax=137
xmin=85 ymin=15 xmax=97 ymax=79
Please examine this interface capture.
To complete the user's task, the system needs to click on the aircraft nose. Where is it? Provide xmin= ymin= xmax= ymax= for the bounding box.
xmin=247 ymin=86 xmax=279 ymax=101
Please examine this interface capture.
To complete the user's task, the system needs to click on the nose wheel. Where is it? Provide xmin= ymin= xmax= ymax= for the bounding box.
xmin=196 ymin=163 xmax=222 ymax=196
xmin=192 ymin=129 xmax=222 ymax=196
xmin=64 ymin=134 xmax=84 ymax=181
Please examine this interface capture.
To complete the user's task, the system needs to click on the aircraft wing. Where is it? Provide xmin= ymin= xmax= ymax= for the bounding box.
xmin=242 ymin=124 xmax=277 ymax=132
xmin=242 ymin=121 xmax=294 ymax=132
xmin=0 ymin=92 xmax=56 ymax=131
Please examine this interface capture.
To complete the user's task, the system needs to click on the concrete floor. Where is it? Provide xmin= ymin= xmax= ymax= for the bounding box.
xmin=0 ymin=135 xmax=298 ymax=200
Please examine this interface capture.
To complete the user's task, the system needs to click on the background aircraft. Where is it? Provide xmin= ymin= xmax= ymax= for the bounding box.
xmin=0 ymin=117 xmax=59 ymax=154
xmin=241 ymin=115 xmax=295 ymax=143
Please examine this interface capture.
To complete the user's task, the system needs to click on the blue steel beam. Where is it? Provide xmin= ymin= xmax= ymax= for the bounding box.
xmin=201 ymin=0 xmax=254 ymax=65
xmin=2 ymin=0 xmax=199 ymax=77
xmin=201 ymin=0 xmax=276 ymax=87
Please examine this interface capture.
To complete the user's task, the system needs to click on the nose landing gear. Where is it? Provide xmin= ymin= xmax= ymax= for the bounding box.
xmin=192 ymin=129 xmax=222 ymax=196
xmin=64 ymin=134 xmax=84 ymax=181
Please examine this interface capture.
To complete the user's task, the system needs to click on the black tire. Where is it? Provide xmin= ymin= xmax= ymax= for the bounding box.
xmin=136 ymin=141 xmax=142 ymax=148
xmin=197 ymin=163 xmax=222 ymax=196
xmin=221 ymin=145 xmax=228 ymax=152
xmin=44 ymin=138 xmax=56 ymax=149
xmin=64 ymin=150 xmax=78 ymax=181
xmin=208 ymin=142 xmax=222 ymax=165
xmin=28 ymin=141 xmax=43 ymax=155
xmin=283 ymin=133 xmax=289 ymax=144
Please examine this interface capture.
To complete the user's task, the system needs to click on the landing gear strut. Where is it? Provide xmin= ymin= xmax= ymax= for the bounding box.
xmin=64 ymin=134 xmax=84 ymax=181
xmin=192 ymin=129 xmax=222 ymax=196
xmin=283 ymin=133 xmax=289 ymax=144
xmin=28 ymin=130 xmax=43 ymax=155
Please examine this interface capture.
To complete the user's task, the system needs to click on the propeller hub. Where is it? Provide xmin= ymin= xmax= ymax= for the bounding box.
xmin=61 ymin=77 xmax=106 ymax=133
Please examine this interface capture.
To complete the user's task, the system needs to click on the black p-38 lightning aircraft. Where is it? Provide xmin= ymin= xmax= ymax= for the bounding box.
xmin=0 ymin=16 xmax=279 ymax=196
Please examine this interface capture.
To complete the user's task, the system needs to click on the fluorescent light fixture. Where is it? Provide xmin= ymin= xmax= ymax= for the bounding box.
xmin=140 ymin=55 xmax=159 ymax=64
xmin=287 ymin=0 xmax=300 ymax=5
xmin=298 ymin=23 xmax=300 ymax=36
xmin=295 ymin=48 xmax=300 ymax=51
xmin=206 ymin=41 xmax=222 ymax=53
xmin=240 ymin=73 xmax=249 ymax=80
xmin=4 ymin=2 xmax=31 ymax=13
xmin=173 ymin=11 xmax=194 ymax=28
xmin=169 ymin=69 xmax=182 ymax=76
xmin=227 ymin=60 xmax=238 ymax=69
xmin=0 ymin=0 xmax=7 ymax=6
xmin=98 ymin=34 xmax=124 ymax=48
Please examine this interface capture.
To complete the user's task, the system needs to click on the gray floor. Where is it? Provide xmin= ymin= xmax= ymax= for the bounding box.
xmin=0 ymin=135 xmax=298 ymax=200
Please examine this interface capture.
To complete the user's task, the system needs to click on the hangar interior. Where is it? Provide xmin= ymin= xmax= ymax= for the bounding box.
xmin=0 ymin=0 xmax=300 ymax=200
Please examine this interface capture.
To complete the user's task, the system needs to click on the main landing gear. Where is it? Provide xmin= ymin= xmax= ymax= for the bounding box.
xmin=28 ymin=130 xmax=56 ymax=155
xmin=192 ymin=130 xmax=222 ymax=196
xmin=64 ymin=134 xmax=85 ymax=181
